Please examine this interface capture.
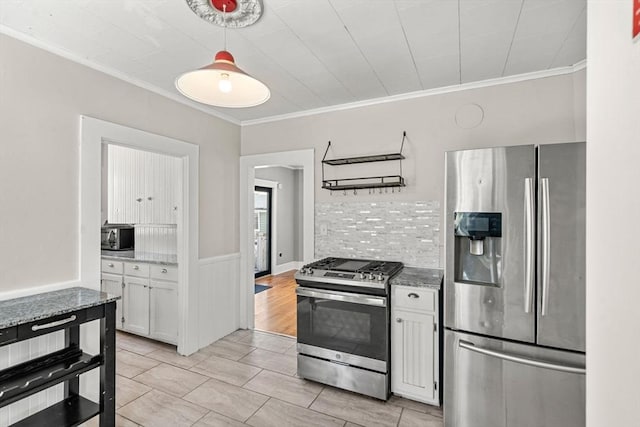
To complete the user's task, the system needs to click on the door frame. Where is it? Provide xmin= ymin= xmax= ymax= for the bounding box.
xmin=254 ymin=179 xmax=278 ymax=277
xmin=239 ymin=149 xmax=314 ymax=329
xmin=253 ymin=185 xmax=273 ymax=278
xmin=80 ymin=116 xmax=199 ymax=355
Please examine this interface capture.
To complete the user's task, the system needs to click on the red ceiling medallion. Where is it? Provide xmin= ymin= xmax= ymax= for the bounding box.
xmin=211 ymin=0 xmax=237 ymax=13
xmin=185 ymin=0 xmax=263 ymax=28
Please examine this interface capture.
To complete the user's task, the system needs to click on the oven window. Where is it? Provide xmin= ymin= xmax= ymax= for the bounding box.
xmin=297 ymin=295 xmax=388 ymax=361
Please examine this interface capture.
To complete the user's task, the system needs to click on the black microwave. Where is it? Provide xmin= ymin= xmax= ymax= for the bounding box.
xmin=101 ymin=225 xmax=135 ymax=251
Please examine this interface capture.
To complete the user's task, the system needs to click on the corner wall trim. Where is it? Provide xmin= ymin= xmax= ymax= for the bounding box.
xmin=199 ymin=253 xmax=241 ymax=265
xmin=0 ymin=280 xmax=81 ymax=301
xmin=241 ymin=62 xmax=588 ymax=126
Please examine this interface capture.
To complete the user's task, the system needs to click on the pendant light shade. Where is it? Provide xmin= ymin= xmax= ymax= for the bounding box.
xmin=175 ymin=50 xmax=270 ymax=108
xmin=178 ymin=0 xmax=268 ymax=108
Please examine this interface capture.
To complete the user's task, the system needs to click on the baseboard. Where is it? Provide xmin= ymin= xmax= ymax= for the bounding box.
xmin=272 ymin=261 xmax=303 ymax=275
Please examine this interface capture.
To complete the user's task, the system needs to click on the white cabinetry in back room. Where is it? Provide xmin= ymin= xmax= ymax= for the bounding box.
xmin=101 ymin=259 xmax=178 ymax=345
xmin=391 ymin=285 xmax=439 ymax=405
xmin=107 ymin=144 xmax=180 ymax=224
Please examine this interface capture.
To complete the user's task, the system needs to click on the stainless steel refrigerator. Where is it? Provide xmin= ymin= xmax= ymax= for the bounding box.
xmin=444 ymin=143 xmax=585 ymax=427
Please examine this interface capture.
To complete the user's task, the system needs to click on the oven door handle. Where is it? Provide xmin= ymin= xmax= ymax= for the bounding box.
xmin=296 ymin=287 xmax=387 ymax=307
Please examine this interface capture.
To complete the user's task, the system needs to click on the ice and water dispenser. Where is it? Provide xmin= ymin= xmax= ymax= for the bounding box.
xmin=453 ymin=212 xmax=503 ymax=286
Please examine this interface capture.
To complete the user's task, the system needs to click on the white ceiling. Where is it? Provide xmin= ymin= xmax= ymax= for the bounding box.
xmin=0 ymin=0 xmax=586 ymax=124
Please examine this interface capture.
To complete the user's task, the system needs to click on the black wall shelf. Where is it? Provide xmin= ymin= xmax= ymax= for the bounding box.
xmin=321 ymin=132 xmax=407 ymax=193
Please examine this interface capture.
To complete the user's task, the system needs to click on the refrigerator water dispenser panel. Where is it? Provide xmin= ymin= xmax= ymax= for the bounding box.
xmin=454 ymin=212 xmax=502 ymax=286
xmin=454 ymin=212 xmax=502 ymax=255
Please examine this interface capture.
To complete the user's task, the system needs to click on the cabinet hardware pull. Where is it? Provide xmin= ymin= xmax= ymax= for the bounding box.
xmin=108 ymin=263 xmax=114 ymax=268
xmin=396 ymin=318 xmax=402 ymax=323
xmin=161 ymin=268 xmax=168 ymax=274
xmin=136 ymin=198 xmax=143 ymax=202
xmin=133 ymin=265 xmax=139 ymax=270
xmin=408 ymin=293 xmax=420 ymax=299
xmin=31 ymin=315 xmax=77 ymax=331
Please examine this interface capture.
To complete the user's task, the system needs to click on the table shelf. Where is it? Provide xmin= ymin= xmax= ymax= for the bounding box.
xmin=12 ymin=395 xmax=100 ymax=427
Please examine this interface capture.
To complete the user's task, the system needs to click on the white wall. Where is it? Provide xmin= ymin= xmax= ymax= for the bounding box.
xmin=242 ymin=70 xmax=586 ymax=261
xmin=586 ymin=2 xmax=640 ymax=425
xmin=0 ymin=33 xmax=240 ymax=293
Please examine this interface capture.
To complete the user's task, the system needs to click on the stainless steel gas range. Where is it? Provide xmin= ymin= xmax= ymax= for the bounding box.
xmin=294 ymin=257 xmax=403 ymax=400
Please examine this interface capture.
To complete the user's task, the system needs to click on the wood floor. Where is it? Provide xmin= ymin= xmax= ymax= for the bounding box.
xmin=255 ymin=270 xmax=297 ymax=337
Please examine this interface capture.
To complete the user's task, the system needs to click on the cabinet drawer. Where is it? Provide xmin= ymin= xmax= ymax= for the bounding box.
xmin=0 ymin=326 xmax=17 ymax=346
xmin=393 ymin=286 xmax=436 ymax=312
xmin=150 ymin=265 xmax=178 ymax=282
xmin=18 ymin=310 xmax=88 ymax=340
xmin=101 ymin=259 xmax=123 ymax=274
xmin=124 ymin=262 xmax=150 ymax=278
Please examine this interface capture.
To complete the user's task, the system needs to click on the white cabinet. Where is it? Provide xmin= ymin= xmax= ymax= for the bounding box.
xmin=150 ymin=280 xmax=178 ymax=343
xmin=101 ymin=258 xmax=178 ymax=344
xmin=123 ymin=277 xmax=150 ymax=336
xmin=391 ymin=285 xmax=439 ymax=405
xmin=101 ymin=273 xmax=123 ymax=329
xmin=107 ymin=144 xmax=180 ymax=224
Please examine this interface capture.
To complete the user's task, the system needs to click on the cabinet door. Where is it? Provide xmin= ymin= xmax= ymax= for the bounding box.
xmin=149 ymin=280 xmax=178 ymax=344
xmin=145 ymin=152 xmax=180 ymax=224
xmin=123 ymin=277 xmax=150 ymax=336
xmin=108 ymin=144 xmax=142 ymax=223
xmin=391 ymin=309 xmax=436 ymax=404
xmin=101 ymin=273 xmax=123 ymax=329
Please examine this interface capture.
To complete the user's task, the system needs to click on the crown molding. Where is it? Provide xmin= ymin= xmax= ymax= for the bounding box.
xmin=0 ymin=25 xmax=241 ymax=125
xmin=242 ymin=61 xmax=587 ymax=127
xmin=0 ymin=24 xmax=587 ymax=129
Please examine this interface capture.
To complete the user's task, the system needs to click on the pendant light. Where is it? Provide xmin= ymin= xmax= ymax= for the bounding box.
xmin=176 ymin=0 xmax=270 ymax=108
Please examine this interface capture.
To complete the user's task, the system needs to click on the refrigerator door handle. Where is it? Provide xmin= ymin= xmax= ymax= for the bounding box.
xmin=540 ymin=177 xmax=551 ymax=316
xmin=524 ymin=177 xmax=535 ymax=313
xmin=459 ymin=340 xmax=585 ymax=375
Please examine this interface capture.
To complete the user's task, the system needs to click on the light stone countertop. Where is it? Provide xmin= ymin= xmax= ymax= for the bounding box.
xmin=101 ymin=251 xmax=178 ymax=266
xmin=0 ymin=287 xmax=119 ymax=329
xmin=390 ymin=267 xmax=443 ymax=290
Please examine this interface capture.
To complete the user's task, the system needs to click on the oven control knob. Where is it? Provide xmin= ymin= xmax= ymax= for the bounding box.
xmin=368 ymin=273 xmax=375 ymax=280
xmin=359 ymin=272 xmax=366 ymax=280
xmin=301 ymin=267 xmax=308 ymax=274
xmin=377 ymin=273 xmax=384 ymax=281
xmin=307 ymin=268 xmax=314 ymax=275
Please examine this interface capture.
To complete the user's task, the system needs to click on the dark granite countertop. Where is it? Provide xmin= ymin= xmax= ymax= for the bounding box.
xmin=390 ymin=267 xmax=443 ymax=290
xmin=0 ymin=287 xmax=120 ymax=329
xmin=101 ymin=251 xmax=178 ymax=266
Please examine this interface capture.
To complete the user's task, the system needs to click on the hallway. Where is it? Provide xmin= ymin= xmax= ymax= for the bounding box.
xmin=255 ymin=270 xmax=297 ymax=337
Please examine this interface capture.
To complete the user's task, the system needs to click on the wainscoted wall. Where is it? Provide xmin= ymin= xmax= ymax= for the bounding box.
xmin=315 ymin=201 xmax=440 ymax=267
xmin=198 ymin=254 xmax=240 ymax=349
xmin=134 ymin=224 xmax=177 ymax=255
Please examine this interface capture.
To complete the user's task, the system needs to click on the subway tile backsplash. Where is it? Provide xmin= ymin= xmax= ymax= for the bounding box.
xmin=315 ymin=201 xmax=440 ymax=267
xmin=134 ymin=224 xmax=177 ymax=255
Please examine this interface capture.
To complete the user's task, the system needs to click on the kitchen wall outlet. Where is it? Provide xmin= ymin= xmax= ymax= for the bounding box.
xmin=320 ymin=223 xmax=329 ymax=236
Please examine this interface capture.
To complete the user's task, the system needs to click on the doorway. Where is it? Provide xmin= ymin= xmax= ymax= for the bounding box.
xmin=81 ymin=116 xmax=200 ymax=356
xmin=239 ymin=150 xmax=314 ymax=334
xmin=254 ymin=186 xmax=272 ymax=278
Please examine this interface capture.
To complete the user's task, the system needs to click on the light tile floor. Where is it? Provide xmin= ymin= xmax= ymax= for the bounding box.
xmin=89 ymin=330 xmax=443 ymax=427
